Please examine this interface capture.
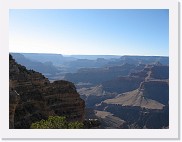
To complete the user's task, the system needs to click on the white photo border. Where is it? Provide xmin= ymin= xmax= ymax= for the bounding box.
xmin=0 ymin=0 xmax=179 ymax=139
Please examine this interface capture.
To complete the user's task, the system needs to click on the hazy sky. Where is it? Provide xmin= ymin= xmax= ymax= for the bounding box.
xmin=9 ymin=9 xmax=169 ymax=56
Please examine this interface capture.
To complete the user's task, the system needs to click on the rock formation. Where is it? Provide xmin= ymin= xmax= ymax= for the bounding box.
xmin=64 ymin=63 xmax=137 ymax=85
xmin=9 ymin=54 xmax=85 ymax=129
xmin=75 ymin=62 xmax=169 ymax=129
xmin=96 ymin=64 xmax=169 ymax=129
xmin=77 ymin=85 xmax=118 ymax=107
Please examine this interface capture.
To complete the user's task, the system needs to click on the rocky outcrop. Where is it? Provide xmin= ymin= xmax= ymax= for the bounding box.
xmin=96 ymin=79 xmax=169 ymax=129
xmin=44 ymin=80 xmax=85 ymax=121
xmin=77 ymin=63 xmax=169 ymax=129
xmin=77 ymin=85 xmax=118 ymax=107
xmin=95 ymin=63 xmax=169 ymax=129
xmin=9 ymin=55 xmax=85 ymax=129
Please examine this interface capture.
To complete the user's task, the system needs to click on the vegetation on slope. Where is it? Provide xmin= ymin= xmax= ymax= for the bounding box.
xmin=31 ymin=116 xmax=84 ymax=129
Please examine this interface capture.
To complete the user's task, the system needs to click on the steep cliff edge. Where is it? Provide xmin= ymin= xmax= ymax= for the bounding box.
xmin=9 ymin=54 xmax=85 ymax=129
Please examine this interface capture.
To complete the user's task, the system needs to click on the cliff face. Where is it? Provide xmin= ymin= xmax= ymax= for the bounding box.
xmin=97 ymin=81 xmax=169 ymax=128
xmin=95 ymin=64 xmax=169 ymax=129
xmin=9 ymin=55 xmax=85 ymax=129
xmin=64 ymin=63 xmax=136 ymax=85
xmin=102 ymin=76 xmax=144 ymax=94
xmin=77 ymin=85 xmax=118 ymax=108
xmin=96 ymin=103 xmax=168 ymax=128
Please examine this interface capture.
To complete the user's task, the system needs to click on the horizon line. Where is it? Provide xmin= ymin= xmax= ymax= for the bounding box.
xmin=9 ymin=52 xmax=169 ymax=57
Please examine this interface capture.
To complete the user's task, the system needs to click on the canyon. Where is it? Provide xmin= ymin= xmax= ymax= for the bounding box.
xmin=11 ymin=53 xmax=169 ymax=129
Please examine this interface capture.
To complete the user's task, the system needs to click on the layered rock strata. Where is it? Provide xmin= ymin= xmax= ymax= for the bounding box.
xmin=9 ymin=55 xmax=85 ymax=129
xmin=97 ymin=80 xmax=169 ymax=128
xmin=95 ymin=63 xmax=169 ymax=128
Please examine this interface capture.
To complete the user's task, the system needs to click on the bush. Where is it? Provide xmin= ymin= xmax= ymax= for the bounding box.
xmin=68 ymin=121 xmax=84 ymax=129
xmin=31 ymin=116 xmax=83 ymax=129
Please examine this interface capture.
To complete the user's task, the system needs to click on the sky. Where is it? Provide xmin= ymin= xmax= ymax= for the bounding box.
xmin=9 ymin=9 xmax=169 ymax=56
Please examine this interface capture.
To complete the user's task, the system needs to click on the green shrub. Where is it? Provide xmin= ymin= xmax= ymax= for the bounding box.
xmin=31 ymin=116 xmax=83 ymax=129
xmin=68 ymin=121 xmax=84 ymax=129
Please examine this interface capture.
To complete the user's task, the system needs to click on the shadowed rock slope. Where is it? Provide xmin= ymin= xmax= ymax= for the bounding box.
xmin=96 ymin=65 xmax=169 ymax=128
xmin=77 ymin=63 xmax=169 ymax=128
xmin=77 ymin=85 xmax=118 ymax=108
xmin=103 ymin=80 xmax=168 ymax=110
xmin=64 ymin=63 xmax=137 ymax=85
xmin=9 ymin=55 xmax=85 ymax=129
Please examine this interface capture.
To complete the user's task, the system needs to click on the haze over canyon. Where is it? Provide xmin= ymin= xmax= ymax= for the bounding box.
xmin=10 ymin=53 xmax=169 ymax=129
